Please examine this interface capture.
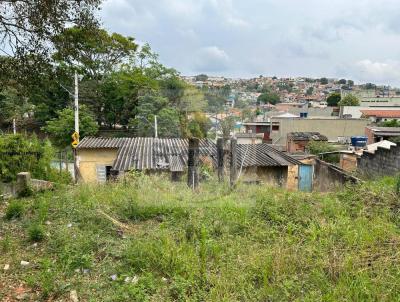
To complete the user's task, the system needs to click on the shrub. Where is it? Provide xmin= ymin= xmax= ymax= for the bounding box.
xmin=0 ymin=134 xmax=54 ymax=183
xmin=28 ymin=223 xmax=46 ymax=242
xmin=5 ymin=201 xmax=24 ymax=219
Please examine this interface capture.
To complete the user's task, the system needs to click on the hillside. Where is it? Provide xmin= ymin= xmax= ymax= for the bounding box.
xmin=1 ymin=175 xmax=400 ymax=301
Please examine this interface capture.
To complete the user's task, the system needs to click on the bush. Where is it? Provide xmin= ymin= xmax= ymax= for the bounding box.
xmin=0 ymin=134 xmax=54 ymax=183
xmin=28 ymin=223 xmax=46 ymax=242
xmin=5 ymin=201 xmax=24 ymax=219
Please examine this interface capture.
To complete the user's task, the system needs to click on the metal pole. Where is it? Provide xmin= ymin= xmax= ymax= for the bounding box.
xmin=154 ymin=115 xmax=158 ymax=138
xmin=12 ymin=119 xmax=16 ymax=134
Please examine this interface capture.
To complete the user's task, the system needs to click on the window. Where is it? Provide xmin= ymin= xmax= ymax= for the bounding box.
xmin=272 ymin=125 xmax=280 ymax=131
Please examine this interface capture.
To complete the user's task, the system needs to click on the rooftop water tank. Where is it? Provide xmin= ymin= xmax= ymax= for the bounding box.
xmin=351 ymin=136 xmax=368 ymax=147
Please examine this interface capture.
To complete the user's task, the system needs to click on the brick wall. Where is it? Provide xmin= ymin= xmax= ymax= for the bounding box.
xmin=357 ymin=145 xmax=400 ymax=178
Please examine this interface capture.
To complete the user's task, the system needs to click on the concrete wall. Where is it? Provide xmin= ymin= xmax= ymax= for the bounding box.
xmin=240 ymin=165 xmax=299 ymax=191
xmin=241 ymin=166 xmax=288 ymax=187
xmin=313 ymin=159 xmax=359 ymax=192
xmin=77 ymin=149 xmax=119 ymax=183
xmin=357 ymin=145 xmax=400 ymax=178
xmin=287 ymin=165 xmax=299 ymax=191
xmin=271 ymin=118 xmax=369 ymax=144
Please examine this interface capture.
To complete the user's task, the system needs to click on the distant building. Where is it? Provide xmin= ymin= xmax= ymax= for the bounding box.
xmin=365 ymin=126 xmax=400 ymax=144
xmin=360 ymin=109 xmax=400 ymax=123
xmin=286 ymin=132 xmax=328 ymax=153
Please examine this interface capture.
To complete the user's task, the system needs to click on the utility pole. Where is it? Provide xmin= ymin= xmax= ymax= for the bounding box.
xmin=154 ymin=115 xmax=158 ymax=138
xmin=12 ymin=119 xmax=16 ymax=134
xmin=73 ymin=71 xmax=80 ymax=183
xmin=74 ymin=71 xmax=79 ymax=135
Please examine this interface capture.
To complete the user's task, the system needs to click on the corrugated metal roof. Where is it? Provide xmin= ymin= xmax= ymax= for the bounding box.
xmin=78 ymin=137 xmax=300 ymax=172
xmin=77 ymin=137 xmax=126 ymax=149
xmin=237 ymin=144 xmax=302 ymax=167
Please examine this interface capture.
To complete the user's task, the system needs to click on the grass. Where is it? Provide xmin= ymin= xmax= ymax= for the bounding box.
xmin=1 ymin=173 xmax=400 ymax=301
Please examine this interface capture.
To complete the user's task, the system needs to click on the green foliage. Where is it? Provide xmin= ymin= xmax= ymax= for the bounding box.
xmin=338 ymin=79 xmax=347 ymax=84
xmin=327 ymin=92 xmax=341 ymax=107
xmin=396 ymin=175 xmax=400 ymax=196
xmin=338 ymin=94 xmax=360 ymax=106
xmin=187 ymin=112 xmax=212 ymax=138
xmin=0 ymin=134 xmax=54 ymax=182
xmin=319 ymin=77 xmax=328 ymax=85
xmin=220 ymin=116 xmax=237 ymax=139
xmin=195 ymin=74 xmax=208 ymax=82
xmin=28 ymin=223 xmax=46 ymax=242
xmin=2 ymin=175 xmax=400 ymax=300
xmin=379 ymin=120 xmax=400 ymax=127
xmin=43 ymin=105 xmax=98 ymax=148
xmin=52 ymin=26 xmax=138 ymax=78
xmin=307 ymin=141 xmax=336 ymax=154
xmin=306 ymin=87 xmax=314 ymax=96
xmin=5 ymin=201 xmax=24 ymax=220
xmin=257 ymin=91 xmax=280 ymax=105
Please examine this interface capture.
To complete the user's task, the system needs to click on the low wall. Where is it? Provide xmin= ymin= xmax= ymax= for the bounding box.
xmin=1 ymin=172 xmax=53 ymax=199
xmin=313 ymin=159 xmax=359 ymax=192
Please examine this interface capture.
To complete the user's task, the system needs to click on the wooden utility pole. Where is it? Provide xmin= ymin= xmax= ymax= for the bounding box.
xmin=217 ymin=138 xmax=224 ymax=182
xmin=187 ymin=137 xmax=200 ymax=190
xmin=230 ymin=138 xmax=237 ymax=187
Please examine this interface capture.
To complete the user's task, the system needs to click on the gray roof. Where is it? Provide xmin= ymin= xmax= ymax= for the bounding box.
xmin=78 ymin=137 xmax=301 ymax=172
xmin=287 ymin=132 xmax=328 ymax=141
xmin=78 ymin=137 xmax=217 ymax=172
xmin=368 ymin=127 xmax=400 ymax=134
xmin=237 ymin=144 xmax=302 ymax=167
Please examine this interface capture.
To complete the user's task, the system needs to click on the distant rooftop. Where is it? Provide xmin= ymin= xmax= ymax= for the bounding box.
xmin=287 ymin=132 xmax=328 ymax=141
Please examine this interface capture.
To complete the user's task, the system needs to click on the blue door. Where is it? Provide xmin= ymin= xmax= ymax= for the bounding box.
xmin=298 ymin=165 xmax=313 ymax=192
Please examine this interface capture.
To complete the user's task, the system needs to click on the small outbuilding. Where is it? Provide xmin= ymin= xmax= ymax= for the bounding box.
xmin=76 ymin=137 xmax=216 ymax=183
xmin=286 ymin=132 xmax=328 ymax=153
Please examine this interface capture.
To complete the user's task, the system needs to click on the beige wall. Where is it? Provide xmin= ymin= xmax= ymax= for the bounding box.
xmin=240 ymin=165 xmax=299 ymax=191
xmin=287 ymin=165 xmax=299 ymax=191
xmin=271 ymin=118 xmax=369 ymax=144
xmin=77 ymin=149 xmax=118 ymax=183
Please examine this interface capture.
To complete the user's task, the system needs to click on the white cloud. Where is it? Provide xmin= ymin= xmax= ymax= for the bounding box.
xmin=353 ymin=60 xmax=400 ymax=85
xmin=193 ymin=46 xmax=230 ymax=72
xmin=100 ymin=0 xmax=400 ymax=86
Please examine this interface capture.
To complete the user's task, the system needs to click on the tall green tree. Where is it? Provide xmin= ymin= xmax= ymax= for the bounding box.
xmin=43 ymin=105 xmax=98 ymax=149
xmin=326 ymin=92 xmax=341 ymax=107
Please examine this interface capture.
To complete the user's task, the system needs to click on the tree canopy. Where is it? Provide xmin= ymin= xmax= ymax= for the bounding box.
xmin=338 ymin=94 xmax=360 ymax=106
xmin=257 ymin=91 xmax=280 ymax=105
xmin=326 ymin=93 xmax=341 ymax=107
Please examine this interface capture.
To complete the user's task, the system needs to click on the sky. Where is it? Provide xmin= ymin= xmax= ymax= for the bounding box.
xmin=101 ymin=0 xmax=400 ymax=86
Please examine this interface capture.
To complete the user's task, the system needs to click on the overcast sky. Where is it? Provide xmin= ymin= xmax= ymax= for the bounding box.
xmin=101 ymin=0 xmax=400 ymax=86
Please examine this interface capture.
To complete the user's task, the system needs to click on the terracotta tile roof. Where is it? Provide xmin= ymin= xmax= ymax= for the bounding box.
xmin=361 ymin=110 xmax=400 ymax=118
